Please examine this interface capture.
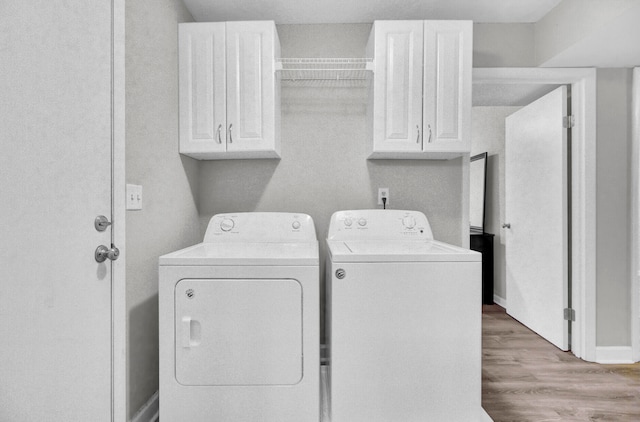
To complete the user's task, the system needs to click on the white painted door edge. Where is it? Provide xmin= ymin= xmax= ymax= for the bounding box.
xmin=631 ymin=67 xmax=640 ymax=363
xmin=112 ymin=0 xmax=127 ymax=419
xmin=473 ymin=67 xmax=597 ymax=362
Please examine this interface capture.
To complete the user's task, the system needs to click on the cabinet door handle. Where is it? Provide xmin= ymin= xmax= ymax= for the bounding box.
xmin=416 ymin=125 xmax=420 ymax=143
xmin=228 ymin=123 xmax=233 ymax=143
xmin=427 ymin=124 xmax=432 ymax=143
xmin=216 ymin=124 xmax=222 ymax=144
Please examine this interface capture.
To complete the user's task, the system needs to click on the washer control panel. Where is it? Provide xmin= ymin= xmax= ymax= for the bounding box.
xmin=204 ymin=212 xmax=317 ymax=242
xmin=328 ymin=210 xmax=433 ymax=241
xmin=219 ymin=218 xmax=235 ymax=232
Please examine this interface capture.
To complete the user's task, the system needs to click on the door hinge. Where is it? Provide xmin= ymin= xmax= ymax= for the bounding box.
xmin=564 ymin=308 xmax=576 ymax=321
xmin=563 ymin=115 xmax=575 ymax=128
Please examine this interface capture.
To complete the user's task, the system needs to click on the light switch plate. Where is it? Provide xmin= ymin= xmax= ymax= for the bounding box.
xmin=126 ymin=184 xmax=142 ymax=210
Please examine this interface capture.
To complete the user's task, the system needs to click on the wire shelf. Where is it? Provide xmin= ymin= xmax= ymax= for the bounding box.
xmin=276 ymin=58 xmax=373 ymax=87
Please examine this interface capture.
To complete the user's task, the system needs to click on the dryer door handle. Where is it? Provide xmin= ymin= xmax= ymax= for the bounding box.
xmin=181 ymin=317 xmax=201 ymax=348
xmin=182 ymin=317 xmax=192 ymax=348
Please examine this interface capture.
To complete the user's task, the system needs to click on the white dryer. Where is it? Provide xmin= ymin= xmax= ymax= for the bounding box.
xmin=326 ymin=210 xmax=482 ymax=422
xmin=159 ymin=212 xmax=319 ymax=422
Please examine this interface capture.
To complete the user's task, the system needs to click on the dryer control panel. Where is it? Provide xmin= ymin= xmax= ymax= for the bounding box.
xmin=327 ymin=210 xmax=434 ymax=241
xmin=204 ymin=212 xmax=317 ymax=243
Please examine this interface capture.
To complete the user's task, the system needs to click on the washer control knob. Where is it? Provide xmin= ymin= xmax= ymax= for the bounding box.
xmin=358 ymin=218 xmax=367 ymax=227
xmin=344 ymin=217 xmax=353 ymax=227
xmin=220 ymin=218 xmax=235 ymax=232
xmin=402 ymin=216 xmax=416 ymax=229
xmin=292 ymin=220 xmax=301 ymax=230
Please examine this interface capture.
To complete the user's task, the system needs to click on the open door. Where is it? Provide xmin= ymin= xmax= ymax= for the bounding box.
xmin=505 ymin=85 xmax=569 ymax=351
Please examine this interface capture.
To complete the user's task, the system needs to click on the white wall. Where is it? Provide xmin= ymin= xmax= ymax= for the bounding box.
xmin=471 ymin=107 xmax=521 ymax=302
xmin=125 ymin=0 xmax=200 ymax=418
xmin=595 ymin=68 xmax=633 ymax=346
xmin=197 ymin=24 xmax=465 ymax=341
xmin=473 ymin=23 xmax=535 ymax=67
xmin=535 ymin=0 xmax=638 ymax=66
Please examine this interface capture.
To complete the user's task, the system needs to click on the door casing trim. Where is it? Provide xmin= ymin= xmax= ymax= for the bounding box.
xmin=473 ymin=67 xmax=597 ymax=361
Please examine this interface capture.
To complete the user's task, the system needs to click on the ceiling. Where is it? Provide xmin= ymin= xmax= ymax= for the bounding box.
xmin=183 ymin=0 xmax=563 ymax=24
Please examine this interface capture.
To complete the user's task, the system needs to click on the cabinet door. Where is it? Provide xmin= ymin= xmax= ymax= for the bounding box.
xmin=226 ymin=21 xmax=277 ymax=153
xmin=179 ymin=23 xmax=227 ymax=157
xmin=423 ymin=21 xmax=472 ymax=153
xmin=370 ymin=21 xmax=424 ymax=153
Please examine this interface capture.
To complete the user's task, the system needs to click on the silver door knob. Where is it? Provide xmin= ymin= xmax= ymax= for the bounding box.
xmin=502 ymin=223 xmax=511 ymax=229
xmin=95 ymin=244 xmax=120 ymax=263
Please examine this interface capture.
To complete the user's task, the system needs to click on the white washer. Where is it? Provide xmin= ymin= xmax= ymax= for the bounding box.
xmin=326 ymin=210 xmax=482 ymax=422
xmin=159 ymin=212 xmax=319 ymax=422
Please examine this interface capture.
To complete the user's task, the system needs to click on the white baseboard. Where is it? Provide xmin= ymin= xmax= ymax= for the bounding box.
xmin=595 ymin=346 xmax=635 ymax=364
xmin=131 ymin=391 xmax=159 ymax=422
xmin=492 ymin=294 xmax=506 ymax=309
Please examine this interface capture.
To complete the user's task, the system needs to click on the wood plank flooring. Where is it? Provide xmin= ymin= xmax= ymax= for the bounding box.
xmin=482 ymin=305 xmax=640 ymax=421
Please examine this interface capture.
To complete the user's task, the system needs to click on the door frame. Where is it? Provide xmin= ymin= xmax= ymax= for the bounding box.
xmin=112 ymin=0 xmax=126 ymax=419
xmin=632 ymin=67 xmax=640 ymax=363
xmin=473 ymin=67 xmax=597 ymax=361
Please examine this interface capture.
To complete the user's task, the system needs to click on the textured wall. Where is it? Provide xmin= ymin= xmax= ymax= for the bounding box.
xmin=595 ymin=68 xmax=633 ymax=346
xmin=471 ymin=106 xmax=522 ymax=303
xmin=125 ymin=0 xmax=199 ymax=418
xmin=534 ymin=0 xmax=637 ymax=65
xmin=473 ymin=23 xmax=535 ymax=67
xmin=197 ymin=24 xmax=465 ymax=341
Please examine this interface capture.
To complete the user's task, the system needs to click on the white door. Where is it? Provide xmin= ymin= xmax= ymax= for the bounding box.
xmin=226 ymin=21 xmax=277 ymax=152
xmin=370 ymin=20 xmax=424 ymax=153
xmin=179 ymin=22 xmax=227 ymax=155
xmin=422 ymin=20 xmax=472 ymax=153
xmin=0 ymin=2 xmax=116 ymax=420
xmin=505 ymin=86 xmax=569 ymax=351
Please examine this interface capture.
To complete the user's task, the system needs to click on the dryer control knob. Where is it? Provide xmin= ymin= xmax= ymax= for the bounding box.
xmin=292 ymin=221 xmax=301 ymax=230
xmin=344 ymin=217 xmax=353 ymax=227
xmin=402 ymin=216 xmax=416 ymax=229
xmin=358 ymin=218 xmax=367 ymax=227
xmin=220 ymin=218 xmax=235 ymax=232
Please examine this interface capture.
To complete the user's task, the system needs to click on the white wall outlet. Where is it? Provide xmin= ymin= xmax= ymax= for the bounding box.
xmin=378 ymin=188 xmax=389 ymax=205
xmin=126 ymin=184 xmax=142 ymax=210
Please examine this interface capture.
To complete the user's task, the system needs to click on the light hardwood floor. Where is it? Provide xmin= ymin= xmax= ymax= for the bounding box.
xmin=482 ymin=305 xmax=640 ymax=421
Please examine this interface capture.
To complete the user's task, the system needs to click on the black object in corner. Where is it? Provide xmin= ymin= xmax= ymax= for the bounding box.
xmin=470 ymin=232 xmax=494 ymax=305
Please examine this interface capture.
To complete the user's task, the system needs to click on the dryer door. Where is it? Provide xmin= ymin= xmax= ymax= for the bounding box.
xmin=175 ymin=278 xmax=303 ymax=386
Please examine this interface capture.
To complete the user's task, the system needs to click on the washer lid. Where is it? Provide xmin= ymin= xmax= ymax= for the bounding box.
xmin=327 ymin=240 xmax=480 ymax=263
xmin=159 ymin=241 xmax=319 ymax=266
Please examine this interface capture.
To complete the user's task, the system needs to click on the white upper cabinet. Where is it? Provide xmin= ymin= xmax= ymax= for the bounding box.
xmin=179 ymin=21 xmax=281 ymax=160
xmin=368 ymin=20 xmax=472 ymax=159
xmin=423 ymin=21 xmax=472 ymax=155
xmin=179 ymin=23 xmax=226 ymax=157
xmin=367 ymin=21 xmax=424 ymax=154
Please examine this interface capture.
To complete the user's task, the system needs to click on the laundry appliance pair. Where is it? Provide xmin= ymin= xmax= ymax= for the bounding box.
xmin=159 ymin=210 xmax=482 ymax=422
